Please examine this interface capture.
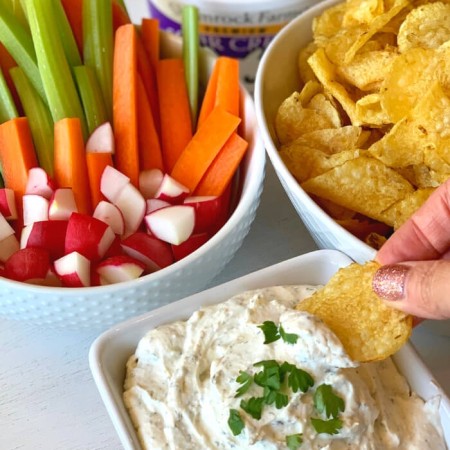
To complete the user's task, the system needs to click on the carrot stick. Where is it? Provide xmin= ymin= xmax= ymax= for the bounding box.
xmin=215 ymin=57 xmax=240 ymax=117
xmin=194 ymin=132 xmax=248 ymax=196
xmin=157 ymin=58 xmax=192 ymax=172
xmin=54 ymin=118 xmax=92 ymax=214
xmin=197 ymin=57 xmax=220 ymax=128
xmin=86 ymin=152 xmax=113 ymax=208
xmin=61 ymin=0 xmax=83 ymax=53
xmin=113 ymin=24 xmax=139 ymax=186
xmin=170 ymin=106 xmax=240 ymax=192
xmin=137 ymin=74 xmax=164 ymax=171
xmin=141 ymin=18 xmax=159 ymax=72
xmin=136 ymin=32 xmax=160 ymax=135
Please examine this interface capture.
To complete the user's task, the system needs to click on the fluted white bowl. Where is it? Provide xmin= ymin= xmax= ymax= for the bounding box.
xmin=0 ymin=33 xmax=266 ymax=330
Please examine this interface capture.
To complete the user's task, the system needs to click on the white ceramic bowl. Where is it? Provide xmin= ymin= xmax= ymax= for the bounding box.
xmin=254 ymin=0 xmax=376 ymax=265
xmin=89 ymin=249 xmax=450 ymax=450
xmin=0 ymin=33 xmax=266 ymax=330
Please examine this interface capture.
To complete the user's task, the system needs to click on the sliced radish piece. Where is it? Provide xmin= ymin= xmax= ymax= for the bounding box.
xmin=100 ymin=165 xmax=130 ymax=203
xmin=93 ymin=201 xmax=125 ymax=235
xmin=183 ymin=195 xmax=225 ymax=234
xmin=27 ymin=268 xmax=62 ymax=287
xmin=0 ymin=188 xmax=17 ymax=220
xmin=54 ymin=251 xmax=90 ymax=287
xmin=48 ymin=188 xmax=78 ymax=221
xmin=65 ymin=213 xmax=115 ymax=261
xmin=154 ymin=174 xmax=190 ymax=204
xmin=21 ymin=220 xmax=68 ymax=259
xmin=171 ymin=232 xmax=209 ymax=261
xmin=146 ymin=198 xmax=171 ymax=214
xmin=25 ymin=167 xmax=56 ymax=199
xmin=96 ymin=255 xmax=145 ymax=284
xmin=86 ymin=122 xmax=115 ymax=153
xmin=0 ymin=234 xmax=20 ymax=263
xmin=139 ymin=168 xmax=164 ymax=199
xmin=121 ymin=232 xmax=173 ymax=272
xmin=113 ymin=183 xmax=146 ymax=236
xmin=145 ymin=205 xmax=195 ymax=245
xmin=23 ymin=194 xmax=49 ymax=226
xmin=0 ymin=213 xmax=17 ymax=241
xmin=5 ymin=247 xmax=51 ymax=282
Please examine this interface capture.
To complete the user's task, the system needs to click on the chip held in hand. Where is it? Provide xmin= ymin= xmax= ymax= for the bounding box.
xmin=296 ymin=261 xmax=412 ymax=362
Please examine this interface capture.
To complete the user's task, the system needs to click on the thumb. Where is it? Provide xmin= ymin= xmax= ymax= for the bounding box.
xmin=372 ymin=260 xmax=450 ymax=320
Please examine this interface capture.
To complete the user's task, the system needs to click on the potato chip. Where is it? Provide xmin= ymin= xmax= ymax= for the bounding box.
xmin=312 ymin=3 xmax=346 ymax=46
xmin=342 ymin=0 xmax=384 ymax=27
xmin=397 ymin=2 xmax=450 ymax=53
xmin=355 ymin=93 xmax=391 ymax=126
xmin=307 ymin=93 xmax=342 ymax=128
xmin=298 ymin=80 xmax=322 ymax=106
xmin=296 ymin=261 xmax=412 ymax=362
xmin=298 ymin=42 xmax=318 ymax=84
xmin=301 ymin=156 xmax=414 ymax=224
xmin=313 ymin=196 xmax=357 ymax=220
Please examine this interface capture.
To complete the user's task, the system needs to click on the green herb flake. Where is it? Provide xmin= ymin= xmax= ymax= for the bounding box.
xmin=288 ymin=366 xmax=314 ymax=393
xmin=311 ymin=417 xmax=343 ymax=435
xmin=228 ymin=409 xmax=245 ymax=436
xmin=258 ymin=321 xmax=281 ymax=344
xmin=235 ymin=371 xmax=253 ymax=397
xmin=314 ymin=384 xmax=345 ymax=419
xmin=279 ymin=324 xmax=299 ymax=344
xmin=275 ymin=392 xmax=289 ymax=409
xmin=286 ymin=433 xmax=303 ymax=449
xmin=240 ymin=397 xmax=265 ymax=420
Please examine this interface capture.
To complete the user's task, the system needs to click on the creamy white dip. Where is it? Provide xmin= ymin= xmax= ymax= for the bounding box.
xmin=123 ymin=285 xmax=446 ymax=450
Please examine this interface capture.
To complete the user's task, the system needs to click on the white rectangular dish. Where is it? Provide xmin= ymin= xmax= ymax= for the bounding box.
xmin=89 ymin=249 xmax=450 ymax=449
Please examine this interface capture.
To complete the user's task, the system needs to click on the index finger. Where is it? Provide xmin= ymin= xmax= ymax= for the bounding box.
xmin=376 ymin=180 xmax=450 ymax=265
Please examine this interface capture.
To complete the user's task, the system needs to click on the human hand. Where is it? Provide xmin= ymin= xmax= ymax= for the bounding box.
xmin=372 ymin=180 xmax=450 ymax=320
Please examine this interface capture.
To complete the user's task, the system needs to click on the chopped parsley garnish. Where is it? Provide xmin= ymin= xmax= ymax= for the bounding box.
xmin=313 ymin=384 xmax=345 ymax=419
xmin=311 ymin=417 xmax=343 ymax=435
xmin=228 ymin=409 xmax=245 ymax=436
xmin=235 ymin=371 xmax=253 ymax=397
xmin=240 ymin=396 xmax=265 ymax=420
xmin=257 ymin=320 xmax=299 ymax=345
xmin=286 ymin=364 xmax=314 ymax=393
xmin=286 ymin=433 xmax=303 ymax=449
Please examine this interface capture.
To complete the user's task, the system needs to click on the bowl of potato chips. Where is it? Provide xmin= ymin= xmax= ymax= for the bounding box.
xmin=255 ymin=0 xmax=450 ymax=264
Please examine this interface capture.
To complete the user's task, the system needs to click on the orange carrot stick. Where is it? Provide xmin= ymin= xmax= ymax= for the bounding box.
xmin=54 ymin=118 xmax=92 ymax=214
xmin=214 ymin=57 xmax=240 ymax=117
xmin=137 ymin=74 xmax=164 ymax=171
xmin=141 ymin=18 xmax=159 ymax=72
xmin=157 ymin=58 xmax=192 ymax=172
xmin=113 ymin=24 xmax=139 ymax=186
xmin=197 ymin=56 xmax=221 ymax=129
xmin=86 ymin=152 xmax=113 ymax=208
xmin=194 ymin=132 xmax=248 ymax=196
xmin=61 ymin=0 xmax=83 ymax=53
xmin=170 ymin=106 xmax=240 ymax=192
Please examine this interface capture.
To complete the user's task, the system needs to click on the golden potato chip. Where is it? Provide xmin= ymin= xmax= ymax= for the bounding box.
xmin=397 ymin=2 xmax=450 ymax=53
xmin=307 ymin=93 xmax=342 ymax=128
xmin=355 ymin=93 xmax=391 ymax=126
xmin=298 ymin=80 xmax=323 ymax=106
xmin=312 ymin=3 xmax=346 ymax=46
xmin=301 ymin=156 xmax=414 ymax=224
xmin=296 ymin=261 xmax=412 ymax=362
xmin=342 ymin=0 xmax=384 ymax=27
xmin=298 ymin=42 xmax=318 ymax=84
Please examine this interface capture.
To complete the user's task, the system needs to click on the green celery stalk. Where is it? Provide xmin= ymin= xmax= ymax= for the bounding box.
xmin=10 ymin=66 xmax=54 ymax=175
xmin=182 ymin=5 xmax=199 ymax=128
xmin=0 ymin=2 xmax=46 ymax=101
xmin=83 ymin=0 xmax=114 ymax=121
xmin=52 ymin=0 xmax=82 ymax=68
xmin=73 ymin=65 xmax=108 ymax=135
xmin=0 ymin=67 xmax=18 ymax=123
xmin=25 ymin=0 xmax=87 ymax=137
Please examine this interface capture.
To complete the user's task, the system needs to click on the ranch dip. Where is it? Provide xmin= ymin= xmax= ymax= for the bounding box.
xmin=123 ymin=285 xmax=446 ymax=449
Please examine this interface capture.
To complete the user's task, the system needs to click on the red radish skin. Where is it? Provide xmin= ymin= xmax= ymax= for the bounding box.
xmin=0 ymin=188 xmax=17 ymax=220
xmin=154 ymin=174 xmax=190 ymax=204
xmin=48 ymin=188 xmax=78 ymax=221
xmin=21 ymin=220 xmax=68 ymax=259
xmin=86 ymin=122 xmax=115 ymax=153
xmin=93 ymin=201 xmax=125 ymax=235
xmin=23 ymin=194 xmax=49 ymax=226
xmin=145 ymin=205 xmax=195 ymax=245
xmin=25 ymin=167 xmax=56 ymax=199
xmin=0 ymin=234 xmax=19 ymax=263
xmin=100 ymin=165 xmax=130 ymax=203
xmin=54 ymin=251 xmax=91 ymax=287
xmin=65 ymin=213 xmax=115 ymax=261
xmin=139 ymin=168 xmax=164 ymax=199
xmin=0 ymin=213 xmax=16 ymax=241
xmin=121 ymin=232 xmax=173 ymax=272
xmin=171 ymin=232 xmax=209 ymax=261
xmin=146 ymin=198 xmax=170 ymax=214
xmin=183 ymin=195 xmax=225 ymax=234
xmin=113 ymin=182 xmax=146 ymax=236
xmin=5 ymin=247 xmax=51 ymax=282
xmin=96 ymin=255 xmax=145 ymax=284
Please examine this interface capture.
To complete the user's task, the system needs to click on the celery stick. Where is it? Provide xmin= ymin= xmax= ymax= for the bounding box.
xmin=25 ymin=0 xmax=87 ymax=137
xmin=182 ymin=5 xmax=199 ymax=127
xmin=10 ymin=66 xmax=54 ymax=175
xmin=52 ymin=0 xmax=82 ymax=68
xmin=74 ymin=65 xmax=108 ymax=135
xmin=83 ymin=0 xmax=114 ymax=121
xmin=0 ymin=2 xmax=45 ymax=101
xmin=0 ymin=67 xmax=18 ymax=123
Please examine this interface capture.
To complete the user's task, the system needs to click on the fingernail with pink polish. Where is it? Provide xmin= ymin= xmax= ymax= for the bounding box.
xmin=372 ymin=264 xmax=410 ymax=301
